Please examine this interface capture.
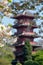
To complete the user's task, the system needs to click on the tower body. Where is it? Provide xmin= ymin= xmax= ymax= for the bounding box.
xmin=12 ymin=11 xmax=40 ymax=64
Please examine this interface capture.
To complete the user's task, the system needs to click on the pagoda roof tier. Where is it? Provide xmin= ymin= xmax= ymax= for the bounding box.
xmin=12 ymin=41 xmax=40 ymax=47
xmin=12 ymin=24 xmax=38 ymax=29
xmin=11 ymin=14 xmax=35 ymax=19
xmin=15 ymin=32 xmax=39 ymax=37
xmin=18 ymin=34 xmax=39 ymax=38
xmin=11 ymin=10 xmax=35 ymax=19
xmin=14 ymin=32 xmax=37 ymax=37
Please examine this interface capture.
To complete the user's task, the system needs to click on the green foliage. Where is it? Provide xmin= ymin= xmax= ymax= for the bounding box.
xmin=16 ymin=61 xmax=22 ymax=65
xmin=32 ymin=50 xmax=43 ymax=65
xmin=0 ymin=58 xmax=11 ymax=65
xmin=8 ymin=0 xmax=12 ymax=3
xmin=0 ymin=5 xmax=4 ymax=8
xmin=0 ymin=45 xmax=15 ymax=65
xmin=23 ymin=40 xmax=32 ymax=61
xmin=24 ymin=60 xmax=39 ymax=65
xmin=8 ymin=23 xmax=12 ymax=27
xmin=1 ymin=26 xmax=4 ymax=30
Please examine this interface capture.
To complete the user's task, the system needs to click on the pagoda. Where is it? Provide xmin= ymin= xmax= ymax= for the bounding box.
xmin=12 ymin=11 xmax=40 ymax=64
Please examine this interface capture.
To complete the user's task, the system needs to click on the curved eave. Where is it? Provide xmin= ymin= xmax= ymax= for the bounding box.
xmin=30 ymin=41 xmax=40 ymax=46
xmin=11 ymin=15 xmax=35 ymax=19
xmin=30 ymin=41 xmax=42 ymax=47
xmin=31 ymin=25 xmax=38 ymax=29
